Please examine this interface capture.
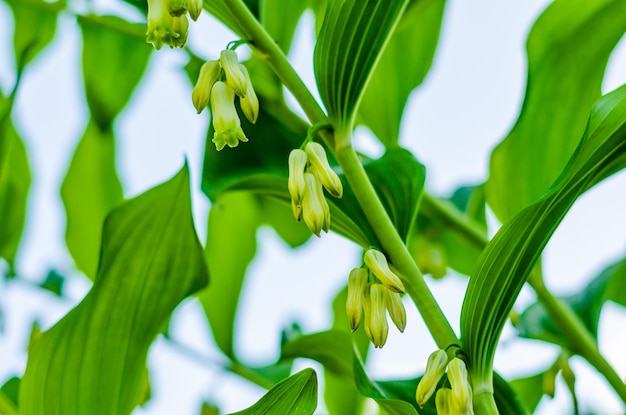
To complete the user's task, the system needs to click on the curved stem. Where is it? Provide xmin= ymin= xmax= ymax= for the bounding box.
xmin=221 ymin=0 xmax=459 ymax=348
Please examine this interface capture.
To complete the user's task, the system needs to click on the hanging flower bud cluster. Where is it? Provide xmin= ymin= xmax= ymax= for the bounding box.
xmin=345 ymin=248 xmax=406 ymax=348
xmin=191 ymin=50 xmax=259 ymax=151
xmin=145 ymin=0 xmax=201 ymax=50
xmin=288 ymin=142 xmax=343 ymax=237
xmin=415 ymin=351 xmax=475 ymax=415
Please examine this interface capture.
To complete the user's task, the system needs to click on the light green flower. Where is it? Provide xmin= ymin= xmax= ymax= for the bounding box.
xmin=384 ymin=289 xmax=406 ymax=333
xmin=305 ymin=142 xmax=343 ymax=198
xmin=447 ymin=358 xmax=474 ymax=415
xmin=187 ymin=0 xmax=202 ymax=21
xmin=220 ymin=49 xmax=248 ymax=97
xmin=288 ymin=149 xmax=308 ymax=221
xmin=346 ymin=267 xmax=368 ymax=331
xmin=416 ymin=349 xmax=449 ymax=407
xmin=192 ymin=60 xmax=221 ymax=114
xmin=364 ymin=249 xmax=405 ymax=293
xmin=210 ymin=81 xmax=248 ymax=151
xmin=238 ymin=64 xmax=259 ymax=124
xmin=301 ymin=172 xmax=330 ymax=237
xmin=366 ymin=284 xmax=389 ymax=348
xmin=146 ymin=0 xmax=180 ymax=50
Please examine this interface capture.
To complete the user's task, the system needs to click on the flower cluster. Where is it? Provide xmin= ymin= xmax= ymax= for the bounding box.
xmin=288 ymin=142 xmax=343 ymax=236
xmin=145 ymin=0 xmax=201 ymax=50
xmin=416 ymin=352 xmax=474 ymax=415
xmin=192 ymin=50 xmax=259 ymax=151
xmin=345 ymin=249 xmax=406 ymax=348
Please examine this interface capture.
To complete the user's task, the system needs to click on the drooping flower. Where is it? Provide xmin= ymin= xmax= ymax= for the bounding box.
xmin=170 ymin=14 xmax=189 ymax=48
xmin=187 ymin=0 xmax=202 ymax=21
xmin=146 ymin=0 xmax=181 ymax=50
xmin=384 ymin=289 xmax=406 ymax=333
xmin=366 ymin=284 xmax=389 ymax=348
xmin=416 ymin=349 xmax=449 ymax=407
xmin=167 ymin=0 xmax=187 ymax=16
xmin=435 ymin=388 xmax=453 ymax=415
xmin=301 ymin=172 xmax=330 ymax=237
xmin=210 ymin=81 xmax=248 ymax=151
xmin=363 ymin=249 xmax=405 ymax=294
xmin=305 ymin=142 xmax=343 ymax=198
xmin=288 ymin=149 xmax=308 ymax=221
xmin=220 ymin=49 xmax=248 ymax=97
xmin=346 ymin=267 xmax=369 ymax=331
xmin=238 ymin=64 xmax=259 ymax=123
xmin=447 ymin=358 xmax=474 ymax=415
xmin=192 ymin=60 xmax=221 ymax=114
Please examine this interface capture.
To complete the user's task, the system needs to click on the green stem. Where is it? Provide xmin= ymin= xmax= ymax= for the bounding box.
xmin=423 ymin=190 xmax=626 ymax=405
xmin=335 ymin=144 xmax=458 ymax=348
xmin=221 ymin=0 xmax=459 ymax=348
xmin=473 ymin=391 xmax=499 ymax=415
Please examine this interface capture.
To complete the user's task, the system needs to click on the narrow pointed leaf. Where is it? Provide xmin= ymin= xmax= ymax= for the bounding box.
xmin=461 ymin=84 xmax=626 ymax=386
xmin=228 ymin=368 xmax=318 ymax=415
xmin=314 ymin=0 xmax=409 ymax=136
xmin=6 ymin=0 xmax=64 ymax=68
xmin=0 ymin=117 xmax=31 ymax=269
xmin=20 ymin=165 xmax=209 ymax=415
xmin=61 ymin=120 xmax=123 ymax=279
xmin=198 ymin=191 xmax=259 ymax=358
xmin=357 ymin=0 xmax=445 ymax=146
xmin=78 ymin=15 xmax=151 ymax=130
xmin=486 ymin=0 xmax=626 ymax=222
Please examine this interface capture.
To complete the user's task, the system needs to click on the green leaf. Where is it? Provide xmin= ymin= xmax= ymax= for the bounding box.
xmin=39 ymin=270 xmax=65 ymax=297
xmin=198 ymin=191 xmax=259 ymax=358
xmin=357 ymin=0 xmax=445 ymax=146
xmin=228 ymin=368 xmax=318 ymax=415
xmin=257 ymin=196 xmax=311 ymax=248
xmin=281 ymin=331 xmax=353 ymax=379
xmin=461 ymin=84 xmax=626 ymax=386
xmin=78 ymin=15 xmax=152 ymax=130
xmin=516 ymin=257 xmax=626 ymax=348
xmin=486 ymin=0 xmax=626 ymax=222
xmin=261 ymin=0 xmax=311 ymax=53
xmin=0 ymin=376 xmax=19 ymax=413
xmin=61 ymin=120 xmax=123 ymax=280
xmin=0 ymin=117 xmax=31 ymax=270
xmin=20 ymin=165 xmax=209 ymax=415
xmin=509 ymin=373 xmax=545 ymax=415
xmin=492 ymin=372 xmax=528 ymax=415
xmin=5 ymin=0 xmax=64 ymax=68
xmin=314 ymin=0 xmax=409 ymax=137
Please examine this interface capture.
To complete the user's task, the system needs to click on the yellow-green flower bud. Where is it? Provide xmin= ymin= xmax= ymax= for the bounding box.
xmin=447 ymin=358 xmax=474 ymax=415
xmin=301 ymin=172 xmax=330 ymax=237
xmin=415 ymin=349 xmax=448 ymax=407
xmin=288 ymin=149 xmax=308 ymax=220
xmin=363 ymin=249 xmax=405 ymax=294
xmin=239 ymin=64 xmax=259 ymax=124
xmin=146 ymin=0 xmax=178 ymax=50
xmin=210 ymin=81 xmax=248 ymax=151
xmin=366 ymin=284 xmax=389 ymax=348
xmin=192 ymin=60 xmax=221 ymax=114
xmin=170 ymin=14 xmax=189 ymax=48
xmin=220 ymin=49 xmax=248 ymax=97
xmin=346 ymin=268 xmax=368 ymax=332
xmin=167 ymin=0 xmax=187 ymax=16
xmin=304 ymin=142 xmax=343 ymax=198
xmin=435 ymin=388 xmax=452 ymax=415
xmin=384 ymin=289 xmax=406 ymax=333
xmin=187 ymin=0 xmax=202 ymax=21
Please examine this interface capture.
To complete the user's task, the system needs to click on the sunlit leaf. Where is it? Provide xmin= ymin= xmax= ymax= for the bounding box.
xmin=0 ymin=117 xmax=31 ymax=270
xmin=314 ymin=0 xmax=409 ymax=138
xmin=0 ymin=376 xmax=19 ymax=414
xmin=20 ymin=165 xmax=209 ymax=415
xmin=228 ymin=368 xmax=318 ymax=415
xmin=5 ymin=0 xmax=64 ymax=69
xmin=358 ymin=0 xmax=445 ymax=146
xmin=61 ymin=120 xmax=123 ymax=280
xmin=78 ymin=14 xmax=151 ymax=130
xmin=486 ymin=0 xmax=626 ymax=222
xmin=461 ymin=84 xmax=626 ymax=387
xmin=198 ymin=191 xmax=259 ymax=358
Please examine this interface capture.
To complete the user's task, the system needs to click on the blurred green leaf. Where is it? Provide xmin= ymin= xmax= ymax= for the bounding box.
xmin=461 ymin=84 xmax=626 ymax=386
xmin=78 ymin=15 xmax=151 ymax=130
xmin=516 ymin=257 xmax=626 ymax=349
xmin=486 ymin=0 xmax=626 ymax=222
xmin=5 ymin=0 xmax=64 ymax=69
xmin=0 ymin=376 xmax=20 ymax=411
xmin=61 ymin=120 xmax=123 ymax=280
xmin=198 ymin=191 xmax=259 ymax=359
xmin=0 ymin=117 xmax=31 ymax=270
xmin=257 ymin=196 xmax=311 ymax=248
xmin=261 ymin=0 xmax=310 ymax=53
xmin=228 ymin=368 xmax=318 ymax=415
xmin=314 ymin=0 xmax=408 ymax=136
xmin=20 ymin=165 xmax=209 ymax=415
xmin=39 ymin=270 xmax=65 ymax=297
xmin=281 ymin=331 xmax=353 ymax=379
xmin=358 ymin=0 xmax=445 ymax=146
xmin=201 ymin=402 xmax=220 ymax=415
xmin=509 ymin=372 xmax=545 ymax=414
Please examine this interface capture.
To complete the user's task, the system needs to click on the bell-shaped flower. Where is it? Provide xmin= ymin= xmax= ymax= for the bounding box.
xmin=187 ymin=0 xmax=202 ymax=21
xmin=384 ymin=289 xmax=406 ymax=333
xmin=301 ymin=172 xmax=330 ymax=237
xmin=416 ymin=349 xmax=449 ymax=407
xmin=192 ymin=60 xmax=221 ymax=114
xmin=366 ymin=284 xmax=389 ymax=348
xmin=305 ymin=142 xmax=343 ymax=198
xmin=364 ymin=249 xmax=405 ymax=294
xmin=238 ymin=64 xmax=259 ymax=123
xmin=220 ymin=49 xmax=248 ymax=97
xmin=288 ymin=149 xmax=308 ymax=220
xmin=210 ymin=81 xmax=248 ymax=151
xmin=346 ymin=268 xmax=368 ymax=332
xmin=167 ymin=0 xmax=187 ymax=16
xmin=447 ymin=358 xmax=474 ymax=415
xmin=435 ymin=388 xmax=453 ymax=415
xmin=170 ymin=15 xmax=189 ymax=48
xmin=146 ymin=0 xmax=179 ymax=50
